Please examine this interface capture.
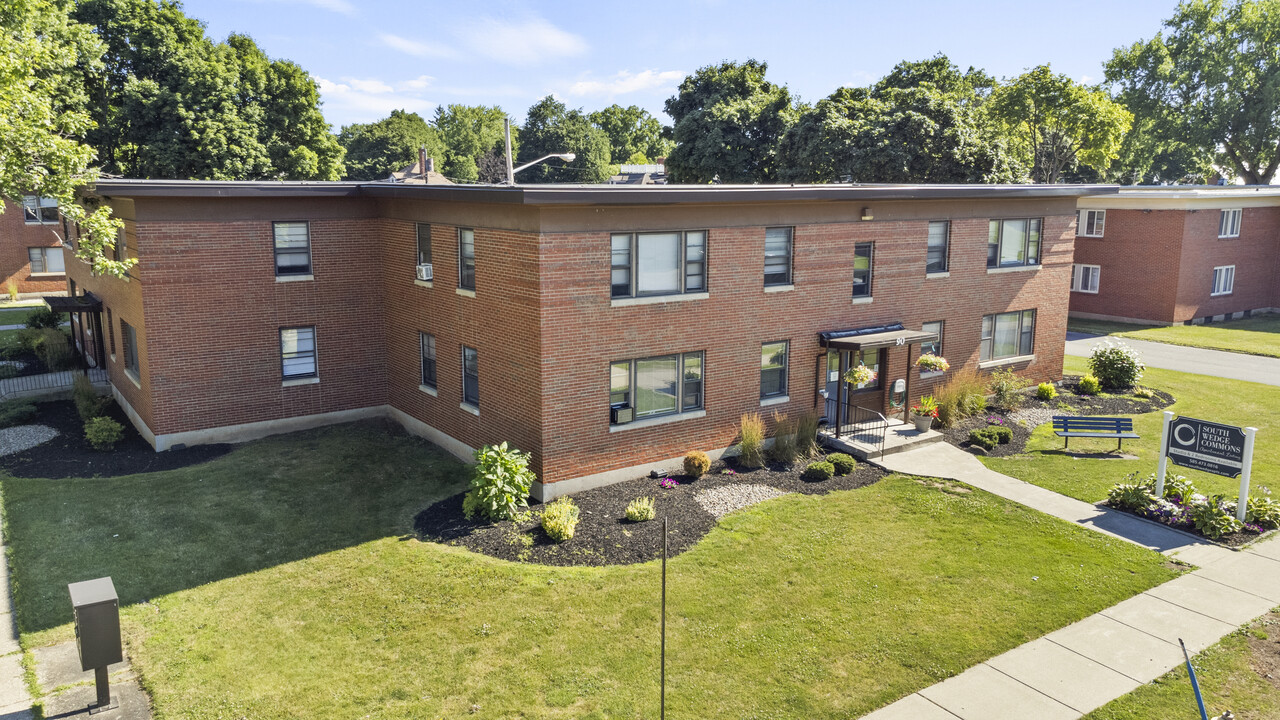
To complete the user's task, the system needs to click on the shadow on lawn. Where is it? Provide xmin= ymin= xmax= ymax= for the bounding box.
xmin=2 ymin=418 xmax=468 ymax=635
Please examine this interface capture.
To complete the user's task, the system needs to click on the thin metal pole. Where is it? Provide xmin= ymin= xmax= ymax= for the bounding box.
xmin=1180 ymin=639 xmax=1210 ymax=720
xmin=94 ymin=666 xmax=110 ymax=708
xmin=1237 ymin=427 xmax=1257 ymax=522
xmin=504 ymin=118 xmax=515 ymax=186
xmin=1156 ymin=411 xmax=1174 ymax=497
xmin=661 ymin=516 xmax=667 ymax=720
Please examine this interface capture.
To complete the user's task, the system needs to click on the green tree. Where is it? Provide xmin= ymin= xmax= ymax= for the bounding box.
xmin=432 ymin=104 xmax=510 ymax=183
xmin=515 ymin=96 xmax=612 ymax=184
xmin=0 ymin=0 xmax=130 ymax=278
xmin=1107 ymin=0 xmax=1280 ymax=184
xmin=664 ymin=60 xmax=797 ymax=183
xmin=989 ymin=65 xmax=1132 ymax=183
xmin=338 ymin=110 xmax=445 ymax=181
xmin=588 ymin=104 xmax=672 ymax=164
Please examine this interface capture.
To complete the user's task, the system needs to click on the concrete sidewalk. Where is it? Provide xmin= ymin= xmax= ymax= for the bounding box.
xmin=864 ymin=442 xmax=1280 ymax=719
xmin=0 ymin=506 xmax=32 ymax=719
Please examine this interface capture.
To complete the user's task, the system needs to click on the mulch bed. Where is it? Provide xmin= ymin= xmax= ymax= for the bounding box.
xmin=415 ymin=454 xmax=886 ymax=567
xmin=1102 ymin=502 xmax=1277 ymax=548
xmin=943 ymin=376 xmax=1175 ymax=457
xmin=0 ymin=399 xmax=231 ymax=479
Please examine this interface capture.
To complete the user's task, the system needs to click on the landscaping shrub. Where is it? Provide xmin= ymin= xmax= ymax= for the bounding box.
xmin=1246 ymin=495 xmax=1280 ymax=529
xmin=5 ymin=280 xmax=16 ymax=302
xmin=1189 ymin=495 xmax=1242 ymax=539
xmin=737 ymin=412 xmax=765 ymax=468
xmin=1133 ymin=387 xmax=1154 ymax=399
xmin=991 ymin=425 xmax=1013 ymax=444
xmin=29 ymin=329 xmax=73 ymax=370
xmin=1162 ymin=473 xmax=1196 ymax=502
xmin=73 ymin=374 xmax=111 ymax=421
xmin=968 ymin=428 xmax=999 ymax=450
xmin=0 ymin=401 xmax=35 ymax=428
xmin=1077 ymin=375 xmax=1101 ymax=396
xmin=1107 ymin=478 xmax=1157 ymax=512
xmin=768 ymin=412 xmax=798 ymax=465
xmin=462 ymin=442 xmax=535 ymax=522
xmin=1088 ymin=340 xmax=1144 ymax=390
xmin=624 ymin=496 xmax=656 ymax=522
xmin=989 ymin=368 xmax=1030 ymax=410
xmin=1036 ymin=382 xmax=1057 ymax=401
xmin=84 ymin=417 xmax=124 ymax=451
xmin=934 ymin=367 xmax=989 ymax=428
xmin=794 ymin=410 xmax=820 ymax=459
xmin=683 ymin=450 xmax=711 ymax=477
xmin=24 ymin=306 xmax=62 ymax=330
xmin=541 ymin=498 xmax=580 ymax=542
xmin=826 ymin=453 xmax=856 ymax=475
xmin=801 ymin=461 xmax=834 ymax=481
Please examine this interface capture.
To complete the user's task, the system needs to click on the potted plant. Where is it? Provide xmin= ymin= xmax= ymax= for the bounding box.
xmin=843 ymin=363 xmax=877 ymax=387
xmin=911 ymin=395 xmax=939 ymax=432
xmin=915 ymin=353 xmax=950 ymax=373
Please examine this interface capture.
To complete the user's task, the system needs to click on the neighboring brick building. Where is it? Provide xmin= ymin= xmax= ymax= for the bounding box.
xmin=1072 ymin=187 xmax=1280 ymax=325
xmin=66 ymin=180 xmax=1111 ymax=499
xmin=0 ymin=197 xmax=70 ymax=296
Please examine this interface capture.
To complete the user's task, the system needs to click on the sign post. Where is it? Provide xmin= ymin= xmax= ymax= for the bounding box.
xmin=1156 ymin=411 xmax=1174 ymax=497
xmin=1161 ymin=414 xmax=1258 ymax=520
xmin=1238 ymin=427 xmax=1257 ymax=522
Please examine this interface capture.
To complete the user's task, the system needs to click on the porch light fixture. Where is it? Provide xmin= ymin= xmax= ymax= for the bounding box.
xmin=861 ymin=207 xmax=874 ymax=221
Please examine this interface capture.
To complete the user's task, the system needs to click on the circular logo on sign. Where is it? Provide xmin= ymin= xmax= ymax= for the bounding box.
xmin=1173 ymin=423 xmax=1197 ymax=446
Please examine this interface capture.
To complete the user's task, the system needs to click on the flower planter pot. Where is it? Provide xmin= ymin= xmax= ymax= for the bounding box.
xmin=912 ymin=415 xmax=933 ymax=432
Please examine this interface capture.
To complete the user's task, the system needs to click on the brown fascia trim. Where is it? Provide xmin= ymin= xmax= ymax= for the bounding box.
xmin=91 ymin=179 xmax=1120 ymax=206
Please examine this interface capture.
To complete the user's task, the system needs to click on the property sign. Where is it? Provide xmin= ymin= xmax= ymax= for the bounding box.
xmin=1165 ymin=416 xmax=1246 ymax=478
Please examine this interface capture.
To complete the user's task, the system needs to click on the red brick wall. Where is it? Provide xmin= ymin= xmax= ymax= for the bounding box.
xmin=0 ymin=199 xmax=68 ymax=294
xmin=1070 ymin=209 xmax=1184 ymax=323
xmin=1174 ymin=207 xmax=1280 ymax=322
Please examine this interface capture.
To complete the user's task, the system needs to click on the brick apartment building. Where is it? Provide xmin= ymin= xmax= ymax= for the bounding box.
xmin=1072 ymin=186 xmax=1280 ymax=325
xmin=0 ymin=197 xmax=70 ymax=296
xmin=63 ymin=180 xmax=1111 ymax=499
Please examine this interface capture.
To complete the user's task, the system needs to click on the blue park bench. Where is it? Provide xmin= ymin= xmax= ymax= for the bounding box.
xmin=1051 ymin=416 xmax=1140 ymax=451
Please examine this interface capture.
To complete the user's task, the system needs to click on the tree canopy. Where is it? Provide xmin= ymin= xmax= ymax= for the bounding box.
xmin=432 ymin=104 xmax=510 ymax=183
xmin=516 ymin=96 xmax=613 ymax=184
xmin=338 ymin=110 xmax=445 ymax=181
xmin=588 ymin=104 xmax=672 ymax=164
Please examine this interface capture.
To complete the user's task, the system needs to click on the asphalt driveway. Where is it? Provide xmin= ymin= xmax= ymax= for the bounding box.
xmin=1066 ymin=332 xmax=1280 ymax=387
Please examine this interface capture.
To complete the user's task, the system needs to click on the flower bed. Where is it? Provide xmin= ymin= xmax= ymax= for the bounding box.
xmin=1106 ymin=472 xmax=1280 ymax=547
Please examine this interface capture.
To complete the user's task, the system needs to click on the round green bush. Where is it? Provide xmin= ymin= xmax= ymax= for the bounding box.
xmin=462 ymin=442 xmax=535 ymax=521
xmin=85 ymin=416 xmax=124 ymax=451
xmin=992 ymin=425 xmax=1013 ymax=444
xmin=968 ymin=428 xmax=998 ymax=450
xmin=1077 ymin=375 xmax=1101 ymax=396
xmin=1036 ymin=382 xmax=1057 ymax=400
xmin=1088 ymin=340 xmax=1144 ymax=390
xmin=24 ymin=306 xmax=63 ymax=330
xmin=541 ymin=498 xmax=580 ymax=542
xmin=801 ymin=461 xmax=835 ymax=481
xmin=826 ymin=453 xmax=856 ymax=475
xmin=683 ymin=450 xmax=711 ymax=477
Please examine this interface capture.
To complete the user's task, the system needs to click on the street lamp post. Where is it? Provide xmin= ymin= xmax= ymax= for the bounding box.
xmin=503 ymin=117 xmax=575 ymax=184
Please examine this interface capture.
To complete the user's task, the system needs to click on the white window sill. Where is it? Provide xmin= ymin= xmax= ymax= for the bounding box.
xmin=414 ymin=279 xmax=434 ymax=289
xmin=456 ymin=288 xmax=476 ymax=298
xmin=28 ymin=272 xmax=65 ymax=278
xmin=1217 ymin=235 xmax=1239 ymax=240
xmin=851 ymin=296 xmax=873 ymax=305
xmin=282 ymin=376 xmax=319 ymax=387
xmin=925 ymin=271 xmax=950 ymax=279
xmin=460 ymin=402 xmax=480 ymax=416
xmin=418 ymin=384 xmax=438 ymax=397
xmin=764 ymin=284 xmax=794 ymax=294
xmin=610 ymin=292 xmax=709 ymax=308
xmin=1071 ymin=289 xmax=1099 ymax=294
xmin=760 ymin=395 xmax=789 ymax=407
xmin=919 ymin=371 xmax=943 ymax=379
xmin=23 ymin=222 xmax=59 ymax=227
xmin=276 ymin=274 xmax=314 ymax=283
xmin=987 ymin=265 xmax=1039 ymax=275
xmin=123 ymin=369 xmax=141 ymax=389
xmin=610 ymin=409 xmax=705 ymax=433
xmin=979 ymin=354 xmax=1035 ymax=370
xmin=1210 ymin=292 xmax=1233 ymax=297
xmin=1078 ymin=233 xmax=1104 ymax=239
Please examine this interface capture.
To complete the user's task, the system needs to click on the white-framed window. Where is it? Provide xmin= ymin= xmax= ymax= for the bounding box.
xmin=611 ymin=230 xmax=706 ymax=298
xmin=926 ymin=221 xmax=949 ymax=273
xmin=458 ymin=228 xmax=475 ymax=290
xmin=273 ymin=222 xmax=311 ymax=276
xmin=462 ymin=345 xmax=479 ymax=406
xmin=420 ymin=332 xmax=437 ymax=388
xmin=27 ymin=247 xmax=65 ymax=274
xmin=21 ymin=196 xmax=58 ymax=224
xmin=121 ymin=320 xmax=139 ymax=377
xmin=1071 ymin=264 xmax=1100 ymax=294
xmin=1218 ymin=209 xmax=1241 ymax=238
xmin=920 ymin=321 xmax=943 ymax=375
xmin=980 ymin=310 xmax=1035 ymax=362
xmin=852 ymin=243 xmax=873 ymax=298
xmin=1211 ymin=265 xmax=1235 ymax=296
xmin=760 ymin=341 xmax=789 ymax=398
xmin=1078 ymin=209 xmax=1106 ymax=238
xmin=416 ymin=223 xmax=431 ymax=265
xmin=763 ymin=227 xmax=792 ymax=286
xmin=280 ymin=326 xmax=317 ymax=379
xmin=987 ymin=218 xmax=1042 ymax=268
xmin=609 ymin=351 xmax=703 ymax=424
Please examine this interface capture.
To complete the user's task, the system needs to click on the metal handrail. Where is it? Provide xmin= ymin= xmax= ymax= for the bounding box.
xmin=0 ymin=367 xmax=108 ymax=402
xmin=823 ymin=396 xmax=889 ymax=457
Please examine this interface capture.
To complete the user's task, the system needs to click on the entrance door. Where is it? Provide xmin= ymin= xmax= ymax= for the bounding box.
xmin=825 ymin=349 xmax=884 ymax=427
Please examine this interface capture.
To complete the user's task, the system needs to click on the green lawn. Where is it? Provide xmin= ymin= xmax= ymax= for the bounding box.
xmin=983 ymin=356 xmax=1279 ymax=503
xmin=1069 ymin=314 xmax=1280 ymax=358
xmin=0 ymin=308 xmax=37 ymax=326
xmin=1 ymin=423 xmax=1178 ymax=719
xmin=1083 ymin=611 xmax=1280 ymax=720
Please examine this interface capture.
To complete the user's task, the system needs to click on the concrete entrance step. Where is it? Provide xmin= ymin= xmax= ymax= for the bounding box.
xmin=822 ymin=420 xmax=944 ymax=461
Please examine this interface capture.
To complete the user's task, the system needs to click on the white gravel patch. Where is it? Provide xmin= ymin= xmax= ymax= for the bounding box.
xmin=695 ymin=484 xmax=789 ymax=519
xmin=1007 ymin=407 xmax=1068 ymax=429
xmin=0 ymin=360 xmax=24 ymax=369
xmin=0 ymin=425 xmax=58 ymax=457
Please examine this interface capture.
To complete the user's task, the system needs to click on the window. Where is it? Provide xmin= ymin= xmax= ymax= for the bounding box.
xmin=921 ymin=321 xmax=943 ymax=374
xmin=763 ymin=227 xmax=792 ymax=286
xmin=106 ymin=309 xmax=115 ymax=357
xmin=462 ymin=346 xmax=479 ymax=406
xmin=419 ymin=333 xmax=437 ymax=388
xmin=610 ymin=230 xmax=706 ymax=298
xmin=273 ymin=222 xmax=311 ymax=276
xmin=121 ymin=320 xmax=139 ymax=377
xmin=849 ymin=349 xmax=880 ymax=390
xmin=1071 ymin=264 xmax=1100 ymax=294
xmin=987 ymin=218 xmax=1042 ymax=268
xmin=926 ymin=221 xmax=949 ymax=273
xmin=610 ymin=351 xmax=704 ymax=424
xmin=458 ymin=228 xmax=475 ymax=290
xmin=113 ymin=227 xmax=126 ymax=262
xmin=1078 ymin=209 xmax=1106 ymax=238
xmin=760 ymin=341 xmax=788 ymax=398
xmin=21 ymin=196 xmax=58 ymax=224
xmin=280 ymin=327 xmax=317 ymax=379
xmin=852 ymin=242 xmax=873 ymax=298
xmin=1211 ymin=265 xmax=1235 ymax=296
xmin=416 ymin=223 xmax=432 ymax=265
xmin=1218 ymin=209 xmax=1241 ymax=238
xmin=980 ymin=310 xmax=1036 ymax=362
xmin=27 ymin=247 xmax=64 ymax=274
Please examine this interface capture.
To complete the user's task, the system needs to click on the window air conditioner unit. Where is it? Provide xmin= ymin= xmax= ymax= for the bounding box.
xmin=416 ymin=263 xmax=433 ymax=281
xmin=610 ymin=405 xmax=634 ymax=424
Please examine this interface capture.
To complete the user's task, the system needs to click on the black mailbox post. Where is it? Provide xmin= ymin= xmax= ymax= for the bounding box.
xmin=69 ymin=577 xmax=122 ymax=711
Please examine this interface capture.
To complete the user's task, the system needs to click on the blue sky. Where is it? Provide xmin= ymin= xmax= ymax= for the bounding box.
xmin=185 ymin=0 xmax=1182 ymax=130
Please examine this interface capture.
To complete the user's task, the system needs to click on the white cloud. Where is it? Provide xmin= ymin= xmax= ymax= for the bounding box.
xmin=378 ymin=33 xmax=456 ymax=59
xmin=250 ymin=0 xmax=357 ymax=16
xmin=316 ymin=76 xmax=435 ymax=125
xmin=345 ymin=77 xmax=395 ymax=94
xmin=566 ymin=69 xmax=685 ymax=98
xmin=398 ymin=75 xmax=434 ymax=92
xmin=1080 ymin=74 xmax=1096 ymax=85
xmin=457 ymin=16 xmax=588 ymax=65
